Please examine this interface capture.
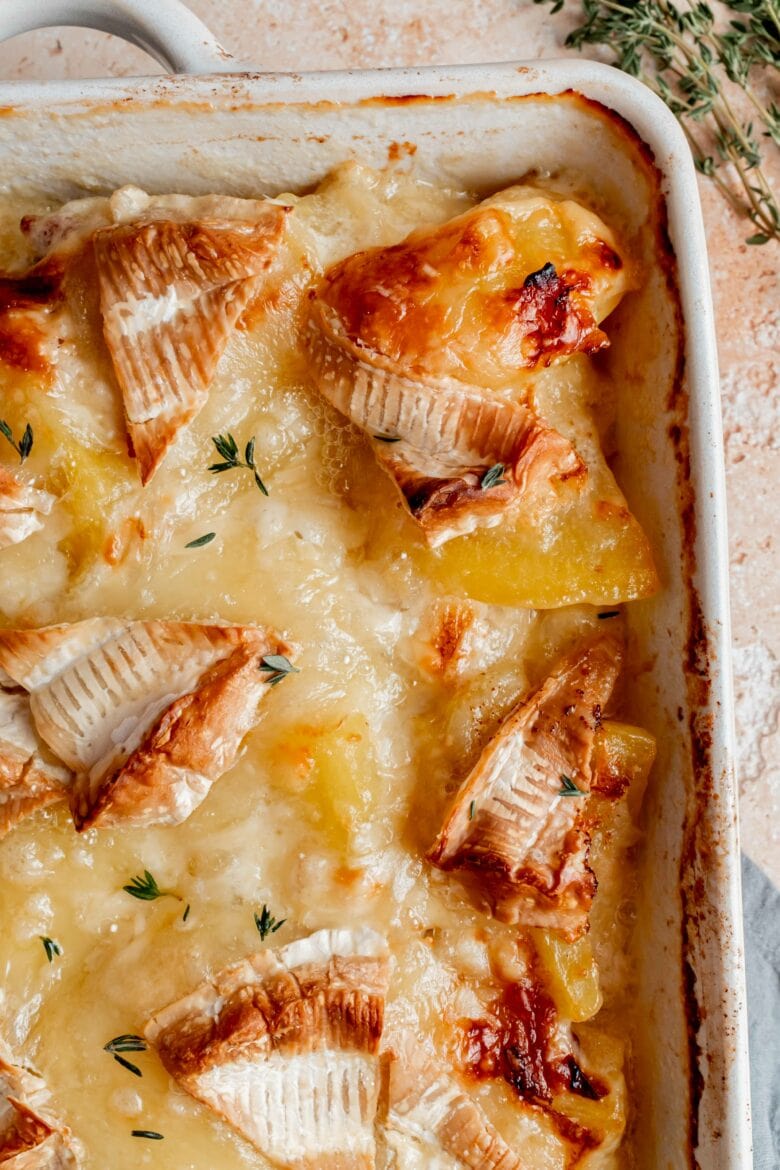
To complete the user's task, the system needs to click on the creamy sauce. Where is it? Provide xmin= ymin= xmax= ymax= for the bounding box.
xmin=0 ymin=164 xmax=647 ymax=1169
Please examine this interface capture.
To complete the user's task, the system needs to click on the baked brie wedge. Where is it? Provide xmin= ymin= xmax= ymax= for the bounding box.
xmin=306 ymin=186 xmax=630 ymax=546
xmin=0 ymin=619 xmax=296 ymax=830
xmin=146 ymin=928 xmax=390 ymax=1169
xmin=385 ymin=1038 xmax=522 ymax=1170
xmin=2 ymin=188 xmax=290 ymax=483
xmin=0 ymin=684 xmax=70 ymax=839
xmin=93 ymin=204 xmax=288 ymax=483
xmin=429 ymin=633 xmax=622 ymax=937
xmin=0 ymin=1049 xmax=78 ymax=1169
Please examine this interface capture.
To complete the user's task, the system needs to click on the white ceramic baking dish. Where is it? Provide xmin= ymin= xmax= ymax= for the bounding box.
xmin=0 ymin=1 xmax=751 ymax=1167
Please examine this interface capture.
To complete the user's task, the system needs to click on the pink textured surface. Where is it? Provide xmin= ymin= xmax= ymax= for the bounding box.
xmin=0 ymin=0 xmax=777 ymax=878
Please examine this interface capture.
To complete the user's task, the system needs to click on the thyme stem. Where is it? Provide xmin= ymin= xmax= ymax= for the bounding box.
xmin=536 ymin=0 xmax=779 ymax=243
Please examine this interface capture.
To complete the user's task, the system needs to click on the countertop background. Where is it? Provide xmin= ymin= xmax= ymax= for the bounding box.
xmin=0 ymin=0 xmax=777 ymax=882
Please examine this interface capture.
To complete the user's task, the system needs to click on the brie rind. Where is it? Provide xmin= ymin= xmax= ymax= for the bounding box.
xmin=146 ymin=928 xmax=390 ymax=1170
xmin=306 ymin=187 xmax=630 ymax=546
xmin=0 ymin=1049 xmax=78 ymax=1169
xmin=386 ymin=1039 xmax=522 ymax=1170
xmin=0 ymin=619 xmax=295 ymax=830
xmin=428 ymin=634 xmax=623 ymax=937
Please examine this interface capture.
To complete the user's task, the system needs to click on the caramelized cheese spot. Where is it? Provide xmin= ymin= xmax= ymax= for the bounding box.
xmin=315 ymin=194 xmax=628 ymax=386
xmin=0 ymin=261 xmax=64 ymax=375
xmin=421 ymin=600 xmax=476 ymax=677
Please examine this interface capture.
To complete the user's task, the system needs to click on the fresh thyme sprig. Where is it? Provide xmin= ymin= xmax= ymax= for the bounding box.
xmin=534 ymin=0 xmax=779 ymax=244
xmin=210 ymin=432 xmax=269 ymax=496
xmin=0 ymin=420 xmax=33 ymax=463
xmin=113 ymin=1055 xmax=142 ymax=1077
xmin=259 ymin=654 xmax=299 ymax=686
xmin=254 ymin=904 xmax=287 ymax=940
xmin=122 ymin=870 xmax=181 ymax=903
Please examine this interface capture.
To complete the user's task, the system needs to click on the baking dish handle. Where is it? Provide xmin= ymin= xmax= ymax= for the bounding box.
xmin=0 ymin=0 xmax=235 ymax=74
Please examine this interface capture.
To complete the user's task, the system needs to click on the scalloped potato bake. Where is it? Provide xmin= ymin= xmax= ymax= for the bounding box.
xmin=0 ymin=162 xmax=658 ymax=1169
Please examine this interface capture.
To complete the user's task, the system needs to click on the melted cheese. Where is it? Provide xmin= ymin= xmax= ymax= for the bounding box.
xmin=0 ymin=164 xmax=649 ymax=1169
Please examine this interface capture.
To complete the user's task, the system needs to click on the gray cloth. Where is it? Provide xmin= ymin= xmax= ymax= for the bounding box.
xmin=742 ymin=853 xmax=780 ymax=1169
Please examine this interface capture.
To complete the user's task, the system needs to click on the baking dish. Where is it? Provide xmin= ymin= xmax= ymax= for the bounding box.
xmin=0 ymin=1 xmax=751 ymax=1166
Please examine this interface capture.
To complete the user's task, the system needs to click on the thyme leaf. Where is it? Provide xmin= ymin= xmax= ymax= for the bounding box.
xmin=597 ymin=610 xmax=621 ymax=620
xmin=212 ymin=432 xmax=238 ymax=463
xmin=480 ymin=463 xmax=507 ymax=490
xmin=185 ymin=532 xmax=216 ymax=549
xmin=105 ymin=1035 xmax=147 ymax=1054
xmin=254 ymin=904 xmax=286 ymax=940
xmin=259 ymin=654 xmax=299 ymax=686
xmin=469 ymin=800 xmax=476 ymax=820
xmin=559 ymin=773 xmax=586 ymax=797
xmin=534 ymin=0 xmax=780 ymax=243
xmin=104 ymin=1036 xmax=146 ymax=1077
xmin=131 ymin=1130 xmax=164 ymax=1140
xmin=0 ymin=420 xmax=34 ymax=463
xmin=122 ymin=870 xmax=181 ymax=903
xmin=40 ymin=936 xmax=61 ymax=962
xmin=373 ymin=434 xmax=402 ymax=443
xmin=209 ymin=432 xmax=269 ymax=496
